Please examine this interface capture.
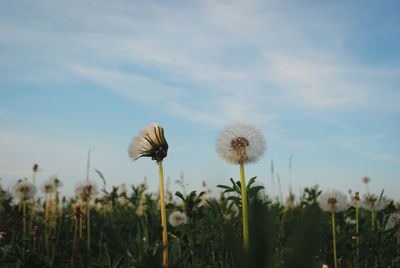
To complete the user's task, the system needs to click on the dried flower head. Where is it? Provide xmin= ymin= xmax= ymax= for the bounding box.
xmin=168 ymin=211 xmax=187 ymax=227
xmin=216 ymin=122 xmax=266 ymax=164
xmin=385 ymin=212 xmax=400 ymax=235
xmin=40 ymin=179 xmax=56 ymax=194
xmin=128 ymin=123 xmax=168 ymax=163
xmin=318 ymin=190 xmax=347 ymax=212
xmin=12 ymin=180 xmax=37 ymax=200
xmin=75 ymin=180 xmax=98 ymax=198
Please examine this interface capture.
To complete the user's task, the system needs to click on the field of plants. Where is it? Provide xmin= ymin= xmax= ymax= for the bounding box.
xmin=0 ymin=173 xmax=399 ymax=268
xmin=0 ymin=123 xmax=399 ymax=267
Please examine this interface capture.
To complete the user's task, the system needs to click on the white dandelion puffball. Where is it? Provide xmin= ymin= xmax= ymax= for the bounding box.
xmin=40 ymin=179 xmax=56 ymax=194
xmin=51 ymin=175 xmax=63 ymax=188
xmin=359 ymin=194 xmax=389 ymax=211
xmin=75 ymin=180 xmax=98 ymax=198
xmin=0 ymin=186 xmax=11 ymax=200
xmin=128 ymin=123 xmax=168 ymax=163
xmin=169 ymin=211 xmax=188 ymax=227
xmin=12 ymin=180 xmax=37 ymax=200
xmin=385 ymin=212 xmax=400 ymax=235
xmin=318 ymin=189 xmax=347 ymax=212
xmin=216 ymin=122 xmax=266 ymax=164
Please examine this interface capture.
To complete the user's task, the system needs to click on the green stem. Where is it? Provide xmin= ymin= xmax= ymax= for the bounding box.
xmin=23 ymin=199 xmax=26 ymax=256
xmin=240 ymin=162 xmax=249 ymax=250
xmin=87 ymin=196 xmax=91 ymax=255
xmin=356 ymin=199 xmax=359 ymax=261
xmin=332 ymin=211 xmax=338 ymax=268
xmin=159 ymin=161 xmax=168 ymax=267
xmin=371 ymin=207 xmax=375 ymax=231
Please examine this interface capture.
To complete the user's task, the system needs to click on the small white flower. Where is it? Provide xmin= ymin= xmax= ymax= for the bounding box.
xmin=169 ymin=211 xmax=187 ymax=227
xmin=318 ymin=190 xmax=347 ymax=212
xmin=12 ymin=180 xmax=37 ymax=200
xmin=345 ymin=217 xmax=356 ymax=225
xmin=128 ymin=123 xmax=169 ymax=163
xmin=75 ymin=180 xmax=98 ymax=198
xmin=216 ymin=122 xmax=266 ymax=164
xmin=385 ymin=212 xmax=400 ymax=235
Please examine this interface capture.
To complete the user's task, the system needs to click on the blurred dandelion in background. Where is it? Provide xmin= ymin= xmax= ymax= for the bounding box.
xmin=169 ymin=211 xmax=187 ymax=227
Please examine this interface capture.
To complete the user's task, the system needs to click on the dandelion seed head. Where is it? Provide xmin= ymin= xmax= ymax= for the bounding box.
xmin=51 ymin=175 xmax=62 ymax=188
xmin=318 ymin=189 xmax=347 ymax=212
xmin=40 ymin=179 xmax=56 ymax=194
xmin=216 ymin=122 xmax=266 ymax=164
xmin=169 ymin=211 xmax=187 ymax=227
xmin=128 ymin=123 xmax=168 ymax=163
xmin=75 ymin=180 xmax=98 ymax=198
xmin=360 ymin=194 xmax=389 ymax=211
xmin=362 ymin=176 xmax=370 ymax=184
xmin=0 ymin=186 xmax=11 ymax=200
xmin=12 ymin=180 xmax=37 ymax=200
xmin=385 ymin=212 xmax=400 ymax=235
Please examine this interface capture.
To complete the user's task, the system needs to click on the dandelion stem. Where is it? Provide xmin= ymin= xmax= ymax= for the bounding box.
xmin=22 ymin=199 xmax=26 ymax=256
xmin=72 ymin=205 xmax=79 ymax=268
xmin=87 ymin=196 xmax=91 ymax=255
xmin=355 ymin=198 xmax=359 ymax=261
xmin=371 ymin=207 xmax=375 ymax=231
xmin=239 ymin=162 xmax=249 ymax=250
xmin=332 ymin=211 xmax=338 ymax=268
xmin=159 ymin=161 xmax=168 ymax=267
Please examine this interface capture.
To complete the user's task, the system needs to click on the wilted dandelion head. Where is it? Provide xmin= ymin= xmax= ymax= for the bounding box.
xmin=40 ymin=179 xmax=56 ymax=194
xmin=128 ymin=123 xmax=168 ymax=163
xmin=216 ymin=122 xmax=266 ymax=164
xmin=12 ymin=180 xmax=37 ymax=200
xmin=362 ymin=176 xmax=370 ymax=184
xmin=385 ymin=212 xmax=400 ymax=235
xmin=169 ymin=211 xmax=187 ymax=227
xmin=75 ymin=180 xmax=98 ymax=198
xmin=318 ymin=190 xmax=347 ymax=212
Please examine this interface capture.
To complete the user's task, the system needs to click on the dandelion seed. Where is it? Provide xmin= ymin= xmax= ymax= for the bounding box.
xmin=216 ymin=122 xmax=266 ymax=164
xmin=169 ymin=211 xmax=187 ymax=227
xmin=12 ymin=180 xmax=37 ymax=200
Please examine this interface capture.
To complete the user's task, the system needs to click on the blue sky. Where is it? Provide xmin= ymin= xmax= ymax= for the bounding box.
xmin=1 ymin=0 xmax=399 ymax=201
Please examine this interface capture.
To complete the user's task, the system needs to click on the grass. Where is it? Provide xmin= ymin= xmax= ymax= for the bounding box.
xmin=0 ymin=175 xmax=399 ymax=268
